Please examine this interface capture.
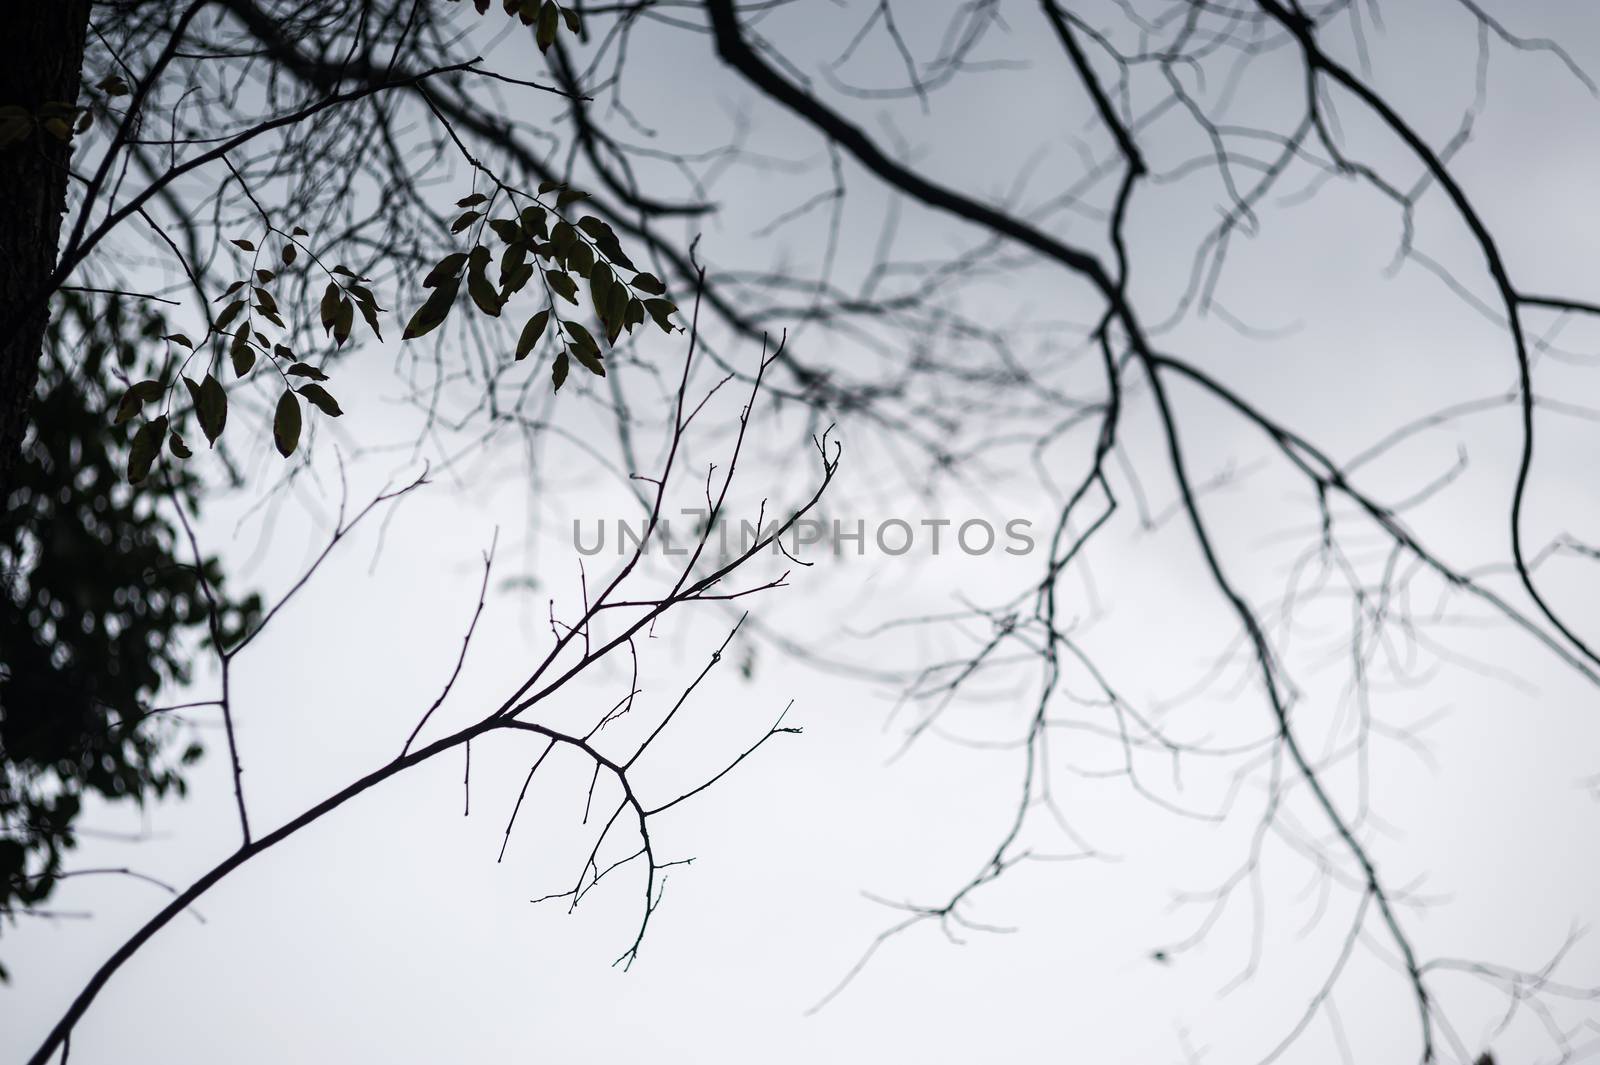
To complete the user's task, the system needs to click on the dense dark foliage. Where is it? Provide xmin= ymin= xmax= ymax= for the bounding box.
xmin=0 ymin=295 xmax=258 ymax=968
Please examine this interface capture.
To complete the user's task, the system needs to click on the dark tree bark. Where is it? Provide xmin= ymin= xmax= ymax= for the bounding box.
xmin=0 ymin=1 xmax=92 ymax=502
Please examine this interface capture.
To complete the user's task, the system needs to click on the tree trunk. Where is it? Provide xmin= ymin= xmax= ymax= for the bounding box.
xmin=0 ymin=2 xmax=92 ymax=503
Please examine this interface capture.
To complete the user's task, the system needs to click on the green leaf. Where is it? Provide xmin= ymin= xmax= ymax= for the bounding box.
xmin=564 ymin=321 xmax=604 ymax=375
xmin=287 ymin=362 xmax=328 ymax=380
xmin=97 ymin=74 xmax=131 ymax=97
xmin=230 ymin=238 xmax=255 ymax=252
xmin=349 ymin=285 xmax=384 ymax=339
xmin=566 ymin=240 xmax=593 ymax=277
xmin=347 ymin=283 xmax=383 ymax=310
xmin=114 ymin=380 xmax=163 ymax=425
xmin=402 ymin=277 xmax=460 ymax=339
xmin=297 ymin=383 xmax=343 ymax=417
xmin=469 ymin=276 xmax=501 ymax=316
xmin=456 ymin=192 xmax=489 ymax=208
xmin=216 ymin=280 xmax=247 ymax=301
xmin=451 ymin=210 xmax=482 ymax=234
xmin=253 ymin=287 xmax=279 ymax=316
xmin=556 ymin=189 xmax=588 ymax=209
xmin=551 ymin=349 xmax=569 ymax=391
xmin=195 ymin=373 xmax=227 ymax=445
xmin=320 ymin=281 xmax=342 ymax=334
xmin=500 ymin=240 xmax=530 ymax=279
xmin=424 ymin=253 xmax=469 ymax=288
xmin=632 ymin=272 xmax=666 ymax=296
xmin=545 ymin=270 xmax=578 ymax=304
xmin=644 ymin=298 xmax=678 ymax=333
xmin=488 ymin=218 xmax=522 ymax=243
xmin=163 ymin=333 xmax=194 ymax=349
xmin=536 ymin=1 xmax=559 ymax=51
xmin=502 ymin=262 xmax=535 ymax=295
xmin=577 ymin=216 xmax=629 ymax=268
xmin=569 ymin=342 xmax=605 ymax=376
xmin=516 ymin=310 xmax=549 ymax=360
xmin=537 ymin=180 xmax=564 ymax=194
xmin=604 ymin=283 xmax=628 ymax=345
xmin=281 ymin=244 xmax=297 ymax=265
xmin=231 ymin=331 xmax=256 ymax=376
xmin=468 ymin=246 xmax=501 ymax=317
xmin=590 ymin=265 xmax=614 ymax=321
xmin=560 ymin=6 xmax=581 ymax=33
xmin=273 ymin=391 xmax=302 ymax=457
xmin=519 ymin=206 xmax=548 ymax=238
xmin=215 ymin=298 xmax=246 ymax=333
xmin=168 ymin=431 xmax=193 ymax=459
xmin=128 ymin=416 xmax=168 ymax=483
xmin=550 ymin=221 xmax=577 ymax=257
xmin=332 ymin=295 xmax=354 ymax=346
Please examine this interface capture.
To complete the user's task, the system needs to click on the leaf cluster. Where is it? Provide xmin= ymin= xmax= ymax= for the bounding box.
xmin=115 ymin=227 xmax=360 ymax=481
xmin=1 ymin=296 xmax=260 ymax=969
xmin=405 ymin=183 xmax=678 ymax=392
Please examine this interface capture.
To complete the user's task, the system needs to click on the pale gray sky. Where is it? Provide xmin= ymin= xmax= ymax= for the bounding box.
xmin=7 ymin=2 xmax=1600 ymax=1062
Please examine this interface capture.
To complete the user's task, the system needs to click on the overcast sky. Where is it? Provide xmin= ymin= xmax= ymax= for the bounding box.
xmin=7 ymin=2 xmax=1600 ymax=1063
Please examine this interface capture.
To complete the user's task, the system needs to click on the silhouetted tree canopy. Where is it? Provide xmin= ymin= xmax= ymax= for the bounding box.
xmin=0 ymin=294 xmax=257 ymax=965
